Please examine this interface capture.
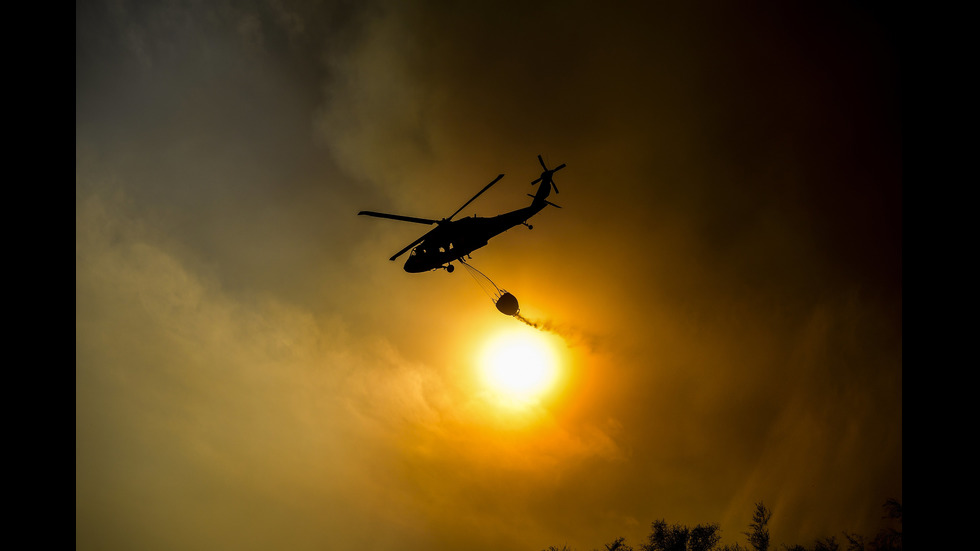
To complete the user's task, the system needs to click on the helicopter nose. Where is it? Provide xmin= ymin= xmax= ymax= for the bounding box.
xmin=403 ymin=257 xmax=425 ymax=273
xmin=403 ymin=250 xmax=433 ymax=273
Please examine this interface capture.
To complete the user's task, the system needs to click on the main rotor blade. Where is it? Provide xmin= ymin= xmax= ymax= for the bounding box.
xmin=447 ymin=174 xmax=505 ymax=221
xmin=358 ymin=211 xmax=438 ymax=225
xmin=549 ymin=163 xmax=565 ymax=193
xmin=537 ymin=155 xmax=548 ymax=170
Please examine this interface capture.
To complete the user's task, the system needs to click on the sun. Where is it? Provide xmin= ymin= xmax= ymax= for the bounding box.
xmin=479 ymin=328 xmax=560 ymax=407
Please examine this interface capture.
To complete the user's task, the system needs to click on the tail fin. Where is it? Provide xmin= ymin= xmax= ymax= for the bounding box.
xmin=527 ymin=193 xmax=561 ymax=208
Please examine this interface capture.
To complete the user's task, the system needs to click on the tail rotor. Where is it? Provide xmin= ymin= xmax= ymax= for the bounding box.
xmin=531 ymin=154 xmax=566 ymax=194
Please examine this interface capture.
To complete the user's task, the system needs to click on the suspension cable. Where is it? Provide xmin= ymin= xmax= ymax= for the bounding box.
xmin=460 ymin=259 xmax=502 ymax=301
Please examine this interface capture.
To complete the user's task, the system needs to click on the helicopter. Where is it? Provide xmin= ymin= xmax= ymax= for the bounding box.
xmin=358 ymin=155 xmax=566 ymax=273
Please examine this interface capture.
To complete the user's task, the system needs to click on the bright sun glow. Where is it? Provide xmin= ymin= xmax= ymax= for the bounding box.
xmin=479 ymin=329 xmax=560 ymax=406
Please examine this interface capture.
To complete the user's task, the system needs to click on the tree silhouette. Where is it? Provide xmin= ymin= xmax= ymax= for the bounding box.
xmin=602 ymin=536 xmax=634 ymax=551
xmin=690 ymin=523 xmax=723 ymax=551
xmin=868 ymin=499 xmax=901 ymax=551
xmin=642 ymin=519 xmax=690 ymax=551
xmin=542 ymin=498 xmax=899 ymax=551
xmin=638 ymin=520 xmax=732 ymax=551
xmin=744 ymin=502 xmax=772 ymax=551
xmin=843 ymin=499 xmax=902 ymax=551
xmin=784 ymin=536 xmax=839 ymax=551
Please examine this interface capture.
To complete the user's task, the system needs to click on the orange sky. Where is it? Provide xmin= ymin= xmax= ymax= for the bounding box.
xmin=77 ymin=2 xmax=901 ymax=550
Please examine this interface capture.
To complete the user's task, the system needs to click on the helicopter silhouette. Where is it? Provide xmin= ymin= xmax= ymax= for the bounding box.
xmin=358 ymin=155 xmax=565 ymax=273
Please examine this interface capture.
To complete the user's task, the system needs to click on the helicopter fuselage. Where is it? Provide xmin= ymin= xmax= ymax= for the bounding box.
xmin=402 ymin=203 xmax=544 ymax=273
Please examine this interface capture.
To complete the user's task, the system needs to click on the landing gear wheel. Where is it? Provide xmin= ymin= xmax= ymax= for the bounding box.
xmin=446 ymin=264 xmax=455 ymax=273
